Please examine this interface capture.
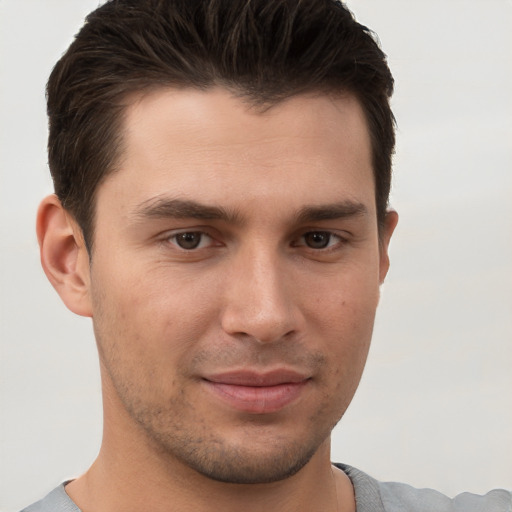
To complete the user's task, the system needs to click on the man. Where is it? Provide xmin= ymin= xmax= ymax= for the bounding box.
xmin=20 ymin=1 xmax=511 ymax=511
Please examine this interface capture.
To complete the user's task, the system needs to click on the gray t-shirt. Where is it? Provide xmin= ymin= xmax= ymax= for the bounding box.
xmin=21 ymin=464 xmax=512 ymax=512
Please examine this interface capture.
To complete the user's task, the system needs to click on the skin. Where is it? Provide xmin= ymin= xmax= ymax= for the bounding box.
xmin=38 ymin=88 xmax=397 ymax=512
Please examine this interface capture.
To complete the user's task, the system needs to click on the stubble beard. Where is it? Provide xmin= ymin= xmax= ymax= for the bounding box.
xmin=92 ymin=294 xmax=360 ymax=485
xmin=127 ymin=392 xmax=339 ymax=484
xmin=100 ymin=346 xmax=345 ymax=485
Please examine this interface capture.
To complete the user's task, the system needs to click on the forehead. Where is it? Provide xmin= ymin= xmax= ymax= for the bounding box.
xmin=99 ymin=87 xmax=375 ymax=219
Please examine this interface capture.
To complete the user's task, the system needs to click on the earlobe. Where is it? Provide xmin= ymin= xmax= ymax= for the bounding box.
xmin=37 ymin=194 xmax=93 ymax=317
xmin=379 ymin=209 xmax=399 ymax=284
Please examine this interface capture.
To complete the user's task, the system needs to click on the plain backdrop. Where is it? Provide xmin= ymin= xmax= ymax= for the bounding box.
xmin=1 ymin=1 xmax=511 ymax=510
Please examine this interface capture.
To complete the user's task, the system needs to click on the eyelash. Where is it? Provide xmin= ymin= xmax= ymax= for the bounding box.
xmin=293 ymin=231 xmax=346 ymax=251
xmin=164 ymin=230 xmax=346 ymax=252
xmin=166 ymin=231 xmax=217 ymax=251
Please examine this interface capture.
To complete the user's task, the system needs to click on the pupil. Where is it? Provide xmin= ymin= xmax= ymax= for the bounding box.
xmin=305 ymin=232 xmax=330 ymax=249
xmin=177 ymin=232 xmax=201 ymax=249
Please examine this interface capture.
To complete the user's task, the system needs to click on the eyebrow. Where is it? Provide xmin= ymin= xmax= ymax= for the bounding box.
xmin=295 ymin=201 xmax=368 ymax=223
xmin=132 ymin=197 xmax=242 ymax=224
xmin=131 ymin=196 xmax=368 ymax=225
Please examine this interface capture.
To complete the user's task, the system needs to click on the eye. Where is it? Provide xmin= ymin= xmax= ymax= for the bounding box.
xmin=169 ymin=231 xmax=212 ymax=250
xmin=304 ymin=231 xmax=331 ymax=249
xmin=297 ymin=231 xmax=343 ymax=250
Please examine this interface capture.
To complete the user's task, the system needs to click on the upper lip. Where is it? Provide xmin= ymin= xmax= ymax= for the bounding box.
xmin=203 ymin=369 xmax=310 ymax=387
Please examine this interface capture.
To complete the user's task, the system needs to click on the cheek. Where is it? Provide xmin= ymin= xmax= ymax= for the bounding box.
xmin=305 ymin=269 xmax=380 ymax=385
xmin=90 ymin=263 xmax=220 ymax=367
xmin=304 ymin=260 xmax=380 ymax=336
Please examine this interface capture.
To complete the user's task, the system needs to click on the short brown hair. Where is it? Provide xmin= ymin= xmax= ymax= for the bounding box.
xmin=47 ymin=0 xmax=395 ymax=250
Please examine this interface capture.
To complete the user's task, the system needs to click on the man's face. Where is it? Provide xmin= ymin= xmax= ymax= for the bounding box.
xmin=86 ymin=88 xmax=394 ymax=483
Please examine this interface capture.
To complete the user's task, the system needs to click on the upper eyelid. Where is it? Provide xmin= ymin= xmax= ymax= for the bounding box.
xmin=161 ymin=227 xmax=217 ymax=239
xmin=295 ymin=229 xmax=348 ymax=241
xmin=168 ymin=230 xmax=211 ymax=238
xmin=161 ymin=228 xmax=347 ymax=239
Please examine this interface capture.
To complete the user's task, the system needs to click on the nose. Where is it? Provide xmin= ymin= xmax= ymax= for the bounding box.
xmin=220 ymin=245 xmax=299 ymax=344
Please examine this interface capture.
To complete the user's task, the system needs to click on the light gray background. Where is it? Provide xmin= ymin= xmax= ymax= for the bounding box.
xmin=1 ymin=1 xmax=511 ymax=510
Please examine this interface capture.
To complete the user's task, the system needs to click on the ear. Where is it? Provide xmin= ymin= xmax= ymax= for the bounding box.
xmin=378 ymin=209 xmax=399 ymax=284
xmin=36 ymin=194 xmax=93 ymax=317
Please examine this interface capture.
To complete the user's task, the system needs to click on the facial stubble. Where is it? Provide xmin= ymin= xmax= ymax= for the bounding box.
xmin=97 ymin=331 xmax=353 ymax=485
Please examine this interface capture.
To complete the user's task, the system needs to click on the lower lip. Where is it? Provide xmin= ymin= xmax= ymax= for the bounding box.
xmin=203 ymin=380 xmax=309 ymax=414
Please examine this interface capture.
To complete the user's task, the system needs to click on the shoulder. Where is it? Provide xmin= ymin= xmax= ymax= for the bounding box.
xmin=378 ymin=481 xmax=512 ymax=512
xmin=19 ymin=483 xmax=80 ymax=512
xmin=335 ymin=463 xmax=512 ymax=512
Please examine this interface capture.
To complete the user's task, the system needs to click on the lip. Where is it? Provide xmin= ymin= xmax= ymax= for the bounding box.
xmin=201 ymin=369 xmax=310 ymax=414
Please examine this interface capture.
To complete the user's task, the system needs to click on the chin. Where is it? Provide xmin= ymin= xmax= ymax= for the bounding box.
xmin=172 ymin=437 xmax=322 ymax=484
xmin=139 ymin=407 xmax=339 ymax=485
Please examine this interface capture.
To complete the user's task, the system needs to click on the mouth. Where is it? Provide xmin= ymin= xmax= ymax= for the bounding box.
xmin=201 ymin=369 xmax=311 ymax=414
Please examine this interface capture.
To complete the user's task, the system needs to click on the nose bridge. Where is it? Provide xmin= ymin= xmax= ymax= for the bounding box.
xmin=221 ymin=241 xmax=297 ymax=343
